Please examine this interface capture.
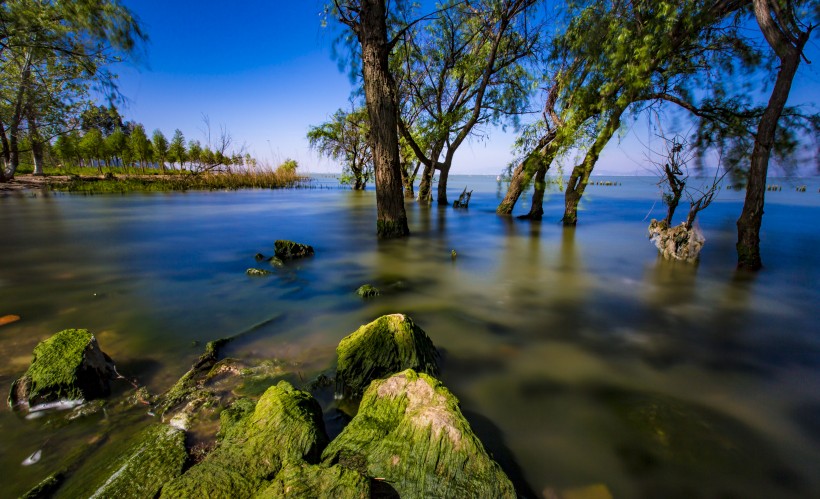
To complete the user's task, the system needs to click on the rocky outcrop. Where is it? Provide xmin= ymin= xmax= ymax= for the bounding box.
xmin=160 ymin=381 xmax=329 ymax=498
xmin=323 ymin=369 xmax=516 ymax=498
xmin=355 ymin=284 xmax=379 ymax=298
xmin=274 ymin=240 xmax=314 ymax=260
xmin=9 ymin=329 xmax=117 ymax=411
xmin=648 ymin=220 xmax=705 ymax=263
xmin=335 ymin=314 xmax=439 ymax=396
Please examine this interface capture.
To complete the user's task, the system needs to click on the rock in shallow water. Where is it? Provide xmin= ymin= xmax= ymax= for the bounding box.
xmin=323 ymin=369 xmax=516 ymax=498
xmin=274 ymin=240 xmax=314 ymax=260
xmin=9 ymin=328 xmax=117 ymax=411
xmin=335 ymin=314 xmax=439 ymax=397
xmin=648 ymin=220 xmax=705 ymax=262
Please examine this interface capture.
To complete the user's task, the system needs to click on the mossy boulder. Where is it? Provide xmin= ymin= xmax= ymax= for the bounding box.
xmin=648 ymin=220 xmax=705 ymax=262
xmin=160 ymin=381 xmax=329 ymax=498
xmin=336 ymin=314 xmax=439 ymax=396
xmin=246 ymin=268 xmax=273 ymax=276
xmin=322 ymin=369 xmax=516 ymax=498
xmin=55 ymin=423 xmax=187 ymax=498
xmin=256 ymin=463 xmax=370 ymax=498
xmin=355 ymin=284 xmax=379 ymax=298
xmin=9 ymin=329 xmax=116 ymax=410
xmin=274 ymin=240 xmax=314 ymax=260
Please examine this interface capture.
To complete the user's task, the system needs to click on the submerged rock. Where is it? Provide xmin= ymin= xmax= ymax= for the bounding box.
xmin=648 ymin=220 xmax=705 ymax=263
xmin=322 ymin=369 xmax=516 ymax=498
xmin=355 ymin=284 xmax=379 ymax=298
xmin=246 ymin=268 xmax=273 ymax=276
xmin=55 ymin=423 xmax=187 ymax=498
xmin=336 ymin=314 xmax=439 ymax=396
xmin=274 ymin=239 xmax=315 ymax=260
xmin=160 ymin=381 xmax=329 ymax=498
xmin=9 ymin=329 xmax=117 ymax=411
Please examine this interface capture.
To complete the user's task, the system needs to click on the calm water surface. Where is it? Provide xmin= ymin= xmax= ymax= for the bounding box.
xmin=1 ymin=175 xmax=819 ymax=497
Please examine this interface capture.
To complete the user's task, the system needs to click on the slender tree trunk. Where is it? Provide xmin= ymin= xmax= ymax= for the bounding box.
xmin=522 ymin=165 xmax=548 ymax=220
xmin=497 ymin=133 xmax=555 ymax=215
xmin=358 ymin=0 xmax=409 ymax=238
xmin=437 ymin=163 xmax=451 ymax=206
xmin=26 ymin=107 xmax=45 ymax=175
xmin=563 ymin=108 xmax=624 ymax=225
xmin=737 ymin=0 xmax=809 ymax=270
xmin=401 ymin=161 xmax=419 ymax=199
xmin=0 ymin=120 xmax=11 ymax=182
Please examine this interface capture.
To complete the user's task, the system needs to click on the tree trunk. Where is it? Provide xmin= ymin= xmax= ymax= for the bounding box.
xmin=497 ymin=133 xmax=555 ymax=215
xmin=437 ymin=162 xmax=451 ymax=206
xmin=736 ymin=0 xmax=809 ymax=270
xmin=26 ymin=107 xmax=45 ymax=175
xmin=0 ymin=120 xmax=10 ymax=182
xmin=562 ymin=108 xmax=624 ymax=225
xmin=522 ymin=164 xmax=548 ymax=220
xmin=358 ymin=0 xmax=409 ymax=238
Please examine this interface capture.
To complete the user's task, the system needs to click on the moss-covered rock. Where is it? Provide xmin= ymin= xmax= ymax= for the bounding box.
xmin=648 ymin=219 xmax=705 ymax=262
xmin=274 ymin=240 xmax=314 ymax=260
xmin=255 ymin=463 xmax=370 ymax=498
xmin=322 ymin=369 xmax=516 ymax=498
xmin=9 ymin=329 xmax=116 ymax=410
xmin=336 ymin=314 xmax=439 ymax=396
xmin=355 ymin=284 xmax=379 ymax=298
xmin=55 ymin=423 xmax=187 ymax=499
xmin=246 ymin=268 xmax=273 ymax=276
xmin=160 ymin=381 xmax=329 ymax=498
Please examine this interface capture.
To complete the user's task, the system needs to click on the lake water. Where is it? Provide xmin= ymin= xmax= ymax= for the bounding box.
xmin=1 ymin=175 xmax=819 ymax=497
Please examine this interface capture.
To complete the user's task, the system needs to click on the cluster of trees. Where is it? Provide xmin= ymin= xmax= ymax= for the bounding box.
xmin=50 ymin=105 xmax=252 ymax=174
xmin=322 ymin=0 xmax=818 ymax=269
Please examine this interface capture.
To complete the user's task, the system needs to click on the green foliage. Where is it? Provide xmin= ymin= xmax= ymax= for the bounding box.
xmin=277 ymin=158 xmax=299 ymax=174
xmin=168 ymin=129 xmax=187 ymax=168
xmin=308 ymin=106 xmax=372 ymax=189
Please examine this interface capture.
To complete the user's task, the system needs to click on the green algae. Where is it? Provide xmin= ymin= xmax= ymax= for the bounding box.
xmin=274 ymin=240 xmax=314 ymax=260
xmin=336 ymin=314 xmax=439 ymax=396
xmin=160 ymin=381 xmax=329 ymax=498
xmin=355 ymin=284 xmax=380 ymax=298
xmin=9 ymin=329 xmax=115 ymax=409
xmin=54 ymin=424 xmax=187 ymax=499
xmin=255 ymin=463 xmax=370 ymax=498
xmin=322 ymin=369 xmax=516 ymax=498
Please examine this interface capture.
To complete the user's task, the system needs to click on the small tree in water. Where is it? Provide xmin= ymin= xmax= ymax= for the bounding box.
xmin=649 ymin=135 xmax=725 ymax=262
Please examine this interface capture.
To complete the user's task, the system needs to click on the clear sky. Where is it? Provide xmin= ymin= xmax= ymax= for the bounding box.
xmin=116 ymin=1 xmax=819 ymax=176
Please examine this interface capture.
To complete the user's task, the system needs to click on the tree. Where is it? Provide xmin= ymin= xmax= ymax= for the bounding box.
xmin=128 ymin=124 xmax=152 ymax=173
xmin=105 ymin=127 xmax=126 ymax=168
xmin=152 ymin=129 xmax=169 ymax=173
xmin=736 ymin=0 xmax=816 ymax=270
xmin=79 ymin=128 xmax=106 ymax=173
xmin=308 ymin=106 xmax=373 ymax=189
xmin=188 ymin=140 xmax=202 ymax=170
xmin=331 ymin=0 xmax=410 ymax=238
xmin=53 ymin=133 xmax=77 ymax=170
xmin=395 ymin=0 xmax=538 ymax=205
xmin=0 ymin=0 xmax=145 ymax=182
xmin=168 ymin=129 xmax=187 ymax=170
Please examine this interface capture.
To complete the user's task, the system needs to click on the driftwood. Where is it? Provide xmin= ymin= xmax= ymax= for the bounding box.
xmin=453 ymin=186 xmax=473 ymax=208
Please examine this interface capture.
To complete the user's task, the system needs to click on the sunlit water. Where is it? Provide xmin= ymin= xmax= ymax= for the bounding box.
xmin=1 ymin=175 xmax=819 ymax=498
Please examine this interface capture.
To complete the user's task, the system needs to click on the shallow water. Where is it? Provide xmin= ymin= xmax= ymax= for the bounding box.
xmin=1 ymin=175 xmax=819 ymax=497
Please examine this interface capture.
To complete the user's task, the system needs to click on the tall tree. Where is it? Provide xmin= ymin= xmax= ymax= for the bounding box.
xmin=168 ymin=129 xmax=187 ymax=170
xmin=332 ymin=0 xmax=410 ymax=238
xmin=395 ymin=0 xmax=537 ymax=205
xmin=736 ymin=0 xmax=815 ymax=270
xmin=79 ymin=128 xmax=106 ymax=172
xmin=128 ymin=124 xmax=151 ymax=174
xmin=152 ymin=129 xmax=169 ymax=173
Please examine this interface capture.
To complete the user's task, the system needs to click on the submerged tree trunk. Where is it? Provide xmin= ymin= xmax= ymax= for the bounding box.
xmin=521 ymin=165 xmax=548 ymax=220
xmin=737 ymin=0 xmax=810 ymax=270
xmin=497 ymin=133 xmax=555 ymax=215
xmin=358 ymin=0 xmax=409 ymax=238
xmin=401 ymin=161 xmax=420 ymax=199
xmin=437 ymin=163 xmax=451 ymax=206
xmin=562 ymin=108 xmax=624 ymax=225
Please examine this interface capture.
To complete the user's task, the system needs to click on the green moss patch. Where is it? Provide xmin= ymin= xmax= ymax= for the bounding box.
xmin=256 ymin=463 xmax=370 ymax=498
xmin=323 ymin=369 xmax=516 ymax=498
xmin=274 ymin=240 xmax=314 ymax=260
xmin=336 ymin=314 xmax=439 ymax=396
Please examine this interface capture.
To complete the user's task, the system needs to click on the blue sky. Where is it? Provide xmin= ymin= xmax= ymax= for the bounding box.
xmin=116 ymin=1 xmax=819 ymax=175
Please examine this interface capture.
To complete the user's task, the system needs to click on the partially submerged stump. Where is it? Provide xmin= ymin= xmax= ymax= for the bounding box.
xmin=453 ymin=186 xmax=473 ymax=208
xmin=274 ymin=240 xmax=314 ymax=260
xmin=9 ymin=329 xmax=117 ymax=411
xmin=335 ymin=314 xmax=439 ymax=397
xmin=648 ymin=219 xmax=705 ymax=263
xmin=160 ymin=381 xmax=329 ymax=498
xmin=355 ymin=284 xmax=379 ymax=298
xmin=322 ymin=369 xmax=516 ymax=498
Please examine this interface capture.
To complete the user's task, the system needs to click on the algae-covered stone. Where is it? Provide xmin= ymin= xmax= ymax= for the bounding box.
xmin=9 ymin=329 xmax=116 ymax=410
xmin=648 ymin=220 xmax=705 ymax=262
xmin=274 ymin=240 xmax=314 ymax=260
xmin=255 ymin=463 xmax=370 ymax=499
xmin=161 ymin=381 xmax=329 ymax=498
xmin=322 ymin=369 xmax=516 ymax=498
xmin=55 ymin=423 xmax=187 ymax=499
xmin=355 ymin=284 xmax=379 ymax=298
xmin=336 ymin=314 xmax=439 ymax=396
xmin=246 ymin=268 xmax=273 ymax=276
